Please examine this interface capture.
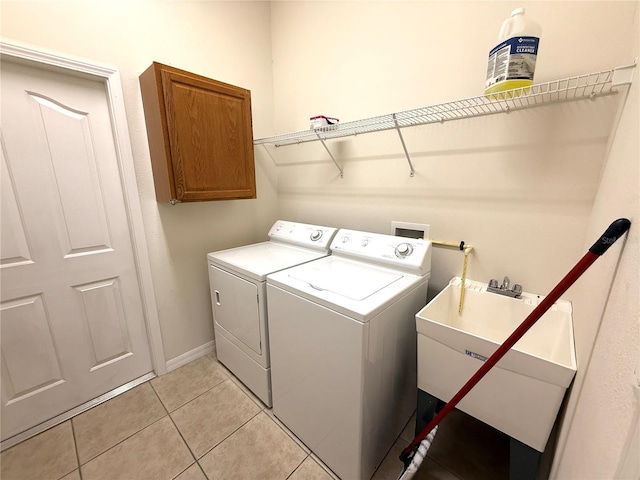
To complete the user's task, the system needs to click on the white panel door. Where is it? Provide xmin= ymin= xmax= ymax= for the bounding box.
xmin=0 ymin=58 xmax=153 ymax=441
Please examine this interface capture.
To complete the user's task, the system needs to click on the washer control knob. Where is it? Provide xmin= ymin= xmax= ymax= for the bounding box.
xmin=310 ymin=230 xmax=323 ymax=241
xmin=395 ymin=243 xmax=413 ymax=258
xmin=341 ymin=235 xmax=350 ymax=243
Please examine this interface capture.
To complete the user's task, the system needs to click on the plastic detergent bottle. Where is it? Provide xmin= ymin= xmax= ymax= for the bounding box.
xmin=485 ymin=7 xmax=541 ymax=97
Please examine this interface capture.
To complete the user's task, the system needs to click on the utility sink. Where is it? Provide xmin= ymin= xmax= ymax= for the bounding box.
xmin=416 ymin=277 xmax=577 ymax=451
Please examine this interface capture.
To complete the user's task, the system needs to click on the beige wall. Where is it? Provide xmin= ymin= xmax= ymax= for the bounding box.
xmin=268 ymin=1 xmax=639 ymax=478
xmin=553 ymin=5 xmax=640 ymax=477
xmin=269 ymin=0 xmax=636 ymax=296
xmin=0 ymin=1 xmax=279 ymax=361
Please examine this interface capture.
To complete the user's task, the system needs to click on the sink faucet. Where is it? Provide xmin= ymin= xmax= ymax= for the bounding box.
xmin=487 ymin=276 xmax=523 ymax=298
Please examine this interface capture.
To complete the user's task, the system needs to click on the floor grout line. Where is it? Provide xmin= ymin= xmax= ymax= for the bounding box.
xmin=78 ymin=414 xmax=169 ymax=469
xmin=169 ymin=460 xmax=199 ymax=480
xmin=262 ymin=408 xmax=312 ymax=455
xmin=144 ymin=361 xmax=267 ymax=465
xmin=146 ymin=377 xmax=209 ymax=476
xmin=309 ymin=452 xmax=341 ymax=479
xmin=194 ymin=461 xmax=209 ymax=480
xmin=66 ymin=420 xmax=83 ymax=480
xmin=166 ymin=407 xmax=198 ymax=464
xmin=192 ymin=405 xmax=263 ymax=461
xmin=171 ymin=376 xmax=233 ymax=414
xmin=149 ymin=367 xmax=230 ymax=414
xmin=152 ymin=361 xmax=267 ymax=464
xmin=72 ymin=384 xmax=167 ymax=467
xmin=149 ymin=380 xmax=172 ymax=416
xmin=284 ymin=452 xmax=311 ymax=480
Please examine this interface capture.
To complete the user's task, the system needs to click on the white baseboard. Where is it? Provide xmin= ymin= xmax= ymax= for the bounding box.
xmin=166 ymin=340 xmax=215 ymax=373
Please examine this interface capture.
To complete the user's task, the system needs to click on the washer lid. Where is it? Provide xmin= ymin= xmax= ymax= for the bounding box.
xmin=207 ymin=242 xmax=328 ymax=281
xmin=267 ymin=256 xmax=429 ymax=322
xmin=287 ymin=259 xmax=403 ymax=301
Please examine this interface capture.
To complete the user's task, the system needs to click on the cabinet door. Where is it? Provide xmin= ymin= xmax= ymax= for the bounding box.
xmin=139 ymin=63 xmax=256 ymax=202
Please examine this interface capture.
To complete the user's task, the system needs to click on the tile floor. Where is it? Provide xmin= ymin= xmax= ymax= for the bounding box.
xmin=1 ymin=354 xmax=508 ymax=480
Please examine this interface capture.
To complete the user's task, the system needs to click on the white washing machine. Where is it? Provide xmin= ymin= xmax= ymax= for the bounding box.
xmin=207 ymin=220 xmax=337 ymax=407
xmin=267 ymin=229 xmax=432 ymax=480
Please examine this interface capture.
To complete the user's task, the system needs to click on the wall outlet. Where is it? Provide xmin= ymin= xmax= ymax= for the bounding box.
xmin=391 ymin=221 xmax=430 ymax=240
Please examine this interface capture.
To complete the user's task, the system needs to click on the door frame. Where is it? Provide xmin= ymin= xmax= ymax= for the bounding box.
xmin=0 ymin=37 xmax=166 ymax=395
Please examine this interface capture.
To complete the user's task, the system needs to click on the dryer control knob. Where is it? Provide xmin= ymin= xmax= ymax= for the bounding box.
xmin=310 ymin=230 xmax=323 ymax=241
xmin=395 ymin=243 xmax=413 ymax=258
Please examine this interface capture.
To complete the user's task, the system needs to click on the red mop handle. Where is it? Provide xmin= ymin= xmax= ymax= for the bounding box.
xmin=401 ymin=218 xmax=631 ymax=463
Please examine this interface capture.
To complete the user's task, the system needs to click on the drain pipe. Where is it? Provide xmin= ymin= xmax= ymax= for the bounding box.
xmin=429 ymin=240 xmax=473 ymax=314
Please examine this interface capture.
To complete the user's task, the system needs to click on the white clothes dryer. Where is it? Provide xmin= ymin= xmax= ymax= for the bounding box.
xmin=267 ymin=229 xmax=432 ymax=480
xmin=207 ymin=220 xmax=337 ymax=407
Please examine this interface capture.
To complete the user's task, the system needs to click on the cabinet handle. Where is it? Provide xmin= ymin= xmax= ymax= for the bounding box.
xmin=215 ymin=290 xmax=221 ymax=305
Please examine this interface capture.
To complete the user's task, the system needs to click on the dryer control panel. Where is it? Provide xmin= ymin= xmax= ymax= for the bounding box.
xmin=330 ymin=229 xmax=432 ymax=275
xmin=268 ymin=220 xmax=338 ymax=251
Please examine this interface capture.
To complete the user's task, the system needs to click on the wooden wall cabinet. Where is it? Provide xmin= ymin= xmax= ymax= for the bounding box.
xmin=139 ymin=62 xmax=256 ymax=203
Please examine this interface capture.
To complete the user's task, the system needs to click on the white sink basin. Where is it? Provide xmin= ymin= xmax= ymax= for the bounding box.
xmin=416 ymin=277 xmax=577 ymax=451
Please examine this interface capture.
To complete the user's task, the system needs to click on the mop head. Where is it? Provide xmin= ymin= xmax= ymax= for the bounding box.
xmin=397 ymin=426 xmax=439 ymax=480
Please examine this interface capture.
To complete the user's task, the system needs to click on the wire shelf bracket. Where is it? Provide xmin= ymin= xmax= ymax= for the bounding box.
xmin=393 ymin=113 xmax=415 ymax=177
xmin=255 ymin=63 xmax=636 ymax=177
xmin=316 ymin=132 xmax=343 ymax=178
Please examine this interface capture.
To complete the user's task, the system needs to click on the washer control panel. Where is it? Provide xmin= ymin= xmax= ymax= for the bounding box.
xmin=269 ymin=220 xmax=338 ymax=250
xmin=331 ymin=229 xmax=431 ymax=274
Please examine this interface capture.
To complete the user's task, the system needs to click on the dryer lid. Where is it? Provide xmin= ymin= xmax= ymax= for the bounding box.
xmin=208 ymin=242 xmax=328 ymax=281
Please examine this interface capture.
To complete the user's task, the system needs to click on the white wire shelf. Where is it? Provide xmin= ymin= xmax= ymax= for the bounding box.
xmin=254 ymin=63 xmax=635 ymax=177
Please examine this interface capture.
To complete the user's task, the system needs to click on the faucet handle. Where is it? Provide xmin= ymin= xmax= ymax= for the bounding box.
xmin=487 ymin=277 xmax=522 ymax=298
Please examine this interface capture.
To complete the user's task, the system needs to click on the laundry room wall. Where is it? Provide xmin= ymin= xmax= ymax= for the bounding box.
xmin=268 ymin=0 xmax=636 ymax=296
xmin=554 ymin=68 xmax=639 ymax=479
xmin=267 ymin=1 xmax=639 ymax=478
xmin=1 ymin=1 xmax=279 ymax=364
xmin=552 ymin=7 xmax=639 ymax=477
